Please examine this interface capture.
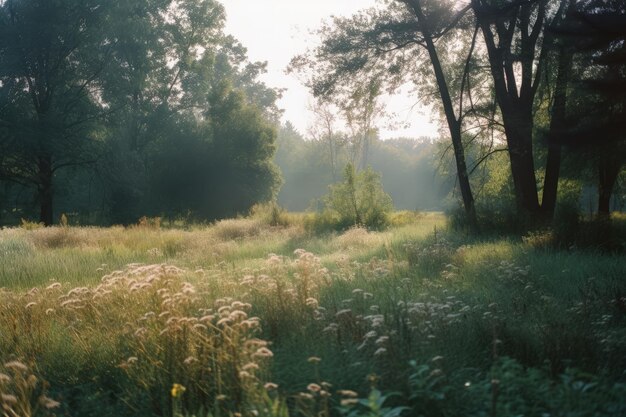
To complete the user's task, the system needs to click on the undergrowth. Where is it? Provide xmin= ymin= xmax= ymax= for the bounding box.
xmin=0 ymin=212 xmax=624 ymax=416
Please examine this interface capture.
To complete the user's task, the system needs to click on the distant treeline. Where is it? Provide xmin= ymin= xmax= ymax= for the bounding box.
xmin=274 ymin=123 xmax=450 ymax=212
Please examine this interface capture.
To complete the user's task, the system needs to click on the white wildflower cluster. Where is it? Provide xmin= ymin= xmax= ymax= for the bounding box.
xmin=496 ymin=260 xmax=530 ymax=283
xmin=404 ymin=238 xmax=455 ymax=270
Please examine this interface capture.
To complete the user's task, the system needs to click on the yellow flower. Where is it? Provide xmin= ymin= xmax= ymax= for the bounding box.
xmin=171 ymin=383 xmax=186 ymax=398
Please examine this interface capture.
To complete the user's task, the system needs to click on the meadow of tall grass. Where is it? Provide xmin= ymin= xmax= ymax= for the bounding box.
xmin=0 ymin=211 xmax=624 ymax=416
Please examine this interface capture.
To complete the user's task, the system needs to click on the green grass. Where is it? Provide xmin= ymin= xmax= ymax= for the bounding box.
xmin=0 ymin=212 xmax=624 ymax=417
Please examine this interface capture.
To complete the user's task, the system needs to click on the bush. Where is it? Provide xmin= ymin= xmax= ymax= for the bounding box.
xmin=250 ymin=201 xmax=293 ymax=227
xmin=309 ymin=164 xmax=393 ymax=233
xmin=403 ymin=357 xmax=626 ymax=417
xmin=211 ymin=218 xmax=262 ymax=240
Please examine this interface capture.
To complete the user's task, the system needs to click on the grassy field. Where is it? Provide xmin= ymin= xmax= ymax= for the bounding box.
xmin=0 ymin=212 xmax=625 ymax=417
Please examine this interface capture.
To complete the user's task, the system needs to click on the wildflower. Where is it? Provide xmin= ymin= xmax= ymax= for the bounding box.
xmin=253 ymin=347 xmax=273 ymax=358
xmin=307 ymin=356 xmax=321 ymax=364
xmin=171 ymin=383 xmax=186 ymax=398
xmin=264 ymin=382 xmax=278 ymax=391
xmin=217 ymin=317 xmax=233 ymax=327
xmin=127 ymin=357 xmax=138 ymax=364
xmin=39 ymin=396 xmax=60 ymax=409
xmin=183 ymin=356 xmax=198 ymax=365
xmin=199 ymin=314 xmax=214 ymax=323
xmin=218 ymin=306 xmax=231 ymax=315
xmin=341 ymin=398 xmax=359 ymax=406
xmin=0 ymin=373 xmax=10 ymax=383
xmin=307 ymin=383 xmax=321 ymax=393
xmin=337 ymin=390 xmax=358 ymax=397
xmin=305 ymin=297 xmax=318 ymax=308
xmin=229 ymin=310 xmax=248 ymax=321
xmin=375 ymin=336 xmax=388 ymax=346
xmin=1 ymin=394 xmax=17 ymax=405
xmin=323 ymin=323 xmax=338 ymax=333
xmin=231 ymin=301 xmax=248 ymax=310
xmin=374 ymin=347 xmax=387 ymax=356
xmin=4 ymin=361 xmax=28 ymax=372
xmin=242 ymin=362 xmax=259 ymax=371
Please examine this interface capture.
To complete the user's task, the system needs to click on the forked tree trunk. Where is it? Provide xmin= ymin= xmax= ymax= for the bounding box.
xmin=473 ymin=0 xmax=557 ymax=221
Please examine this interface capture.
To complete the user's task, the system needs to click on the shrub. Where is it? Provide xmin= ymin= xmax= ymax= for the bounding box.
xmin=250 ymin=201 xmax=292 ymax=227
xmin=211 ymin=218 xmax=262 ymax=240
xmin=310 ymin=164 xmax=393 ymax=233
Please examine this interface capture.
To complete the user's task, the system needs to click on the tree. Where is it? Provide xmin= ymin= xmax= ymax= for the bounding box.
xmin=555 ymin=0 xmax=626 ymax=216
xmin=324 ymin=163 xmax=393 ymax=229
xmin=342 ymin=77 xmax=385 ymax=171
xmin=0 ymin=0 xmax=282 ymax=225
xmin=540 ymin=0 xmax=577 ymax=217
xmin=470 ymin=0 xmax=575 ymax=219
xmin=100 ymin=0 xmax=282 ymax=222
xmin=290 ymin=0 xmax=481 ymax=228
xmin=308 ymin=100 xmax=343 ymax=182
xmin=0 ymin=0 xmax=111 ymax=225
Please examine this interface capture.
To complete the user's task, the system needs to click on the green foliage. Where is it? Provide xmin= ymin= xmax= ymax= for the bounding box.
xmin=339 ymin=389 xmax=408 ymax=417
xmin=250 ymin=201 xmax=293 ymax=227
xmin=310 ymin=164 xmax=393 ymax=232
xmin=1 ymin=214 xmax=625 ymax=416
xmin=0 ymin=0 xmax=281 ymax=226
xmin=402 ymin=358 xmax=626 ymax=417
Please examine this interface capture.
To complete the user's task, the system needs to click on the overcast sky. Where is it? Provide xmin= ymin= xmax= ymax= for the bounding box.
xmin=220 ymin=0 xmax=438 ymax=139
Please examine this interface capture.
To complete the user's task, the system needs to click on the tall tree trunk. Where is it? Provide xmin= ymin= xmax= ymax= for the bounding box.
xmin=542 ymin=2 xmax=576 ymax=219
xmin=406 ymin=0 xmax=477 ymax=229
xmin=328 ymin=135 xmax=337 ymax=182
xmin=360 ymin=131 xmax=370 ymax=171
xmin=38 ymin=155 xmax=54 ymax=226
xmin=501 ymin=110 xmax=541 ymax=213
xmin=473 ymin=0 xmax=556 ymax=220
xmin=541 ymin=46 xmax=570 ymax=218
xmin=542 ymin=143 xmax=561 ymax=216
xmin=598 ymin=157 xmax=621 ymax=217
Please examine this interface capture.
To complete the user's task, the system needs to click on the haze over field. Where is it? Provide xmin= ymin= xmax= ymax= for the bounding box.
xmin=0 ymin=1 xmax=625 ymax=416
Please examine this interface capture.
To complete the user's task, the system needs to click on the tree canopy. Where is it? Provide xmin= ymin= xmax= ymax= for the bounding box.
xmin=291 ymin=0 xmax=625 ymax=226
xmin=0 ymin=0 xmax=281 ymax=225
